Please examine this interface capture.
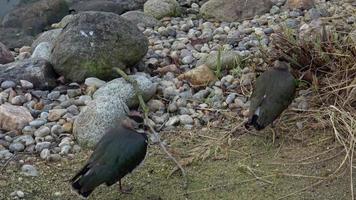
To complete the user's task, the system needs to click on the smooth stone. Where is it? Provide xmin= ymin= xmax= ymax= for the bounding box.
xmin=9 ymin=142 xmax=25 ymax=152
xmin=20 ymin=80 xmax=34 ymax=89
xmin=179 ymin=114 xmax=194 ymax=125
xmin=84 ymin=77 xmax=106 ymax=88
xmin=40 ymin=149 xmax=50 ymax=160
xmin=34 ymin=126 xmax=50 ymax=137
xmin=165 ymin=116 xmax=180 ymax=126
xmin=13 ymin=135 xmax=35 ymax=146
xmin=1 ymin=80 xmax=16 ymax=89
xmin=29 ymin=119 xmax=47 ymax=128
xmin=21 ymin=164 xmax=39 ymax=177
xmin=35 ymin=142 xmax=51 ymax=152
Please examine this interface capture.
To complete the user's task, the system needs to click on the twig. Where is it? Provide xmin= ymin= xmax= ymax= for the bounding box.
xmin=0 ymin=154 xmax=16 ymax=173
xmin=114 ymin=67 xmax=188 ymax=189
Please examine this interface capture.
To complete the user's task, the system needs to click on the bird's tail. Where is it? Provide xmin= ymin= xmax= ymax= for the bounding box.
xmin=70 ymin=165 xmax=93 ymax=199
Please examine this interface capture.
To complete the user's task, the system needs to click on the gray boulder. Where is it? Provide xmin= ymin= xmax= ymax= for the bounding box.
xmin=73 ymin=96 xmax=129 ymax=148
xmin=50 ymin=11 xmax=148 ymax=82
xmin=1 ymin=0 xmax=69 ymax=35
xmin=200 ymin=0 xmax=273 ymax=22
xmin=70 ymin=0 xmax=147 ymax=15
xmin=31 ymin=29 xmax=62 ymax=50
xmin=144 ymin=0 xmax=181 ymax=19
xmin=93 ymin=74 xmax=157 ymax=108
xmin=73 ymin=73 xmax=156 ymax=148
xmin=121 ymin=10 xmax=161 ymax=28
xmin=0 ymin=58 xmax=58 ymax=90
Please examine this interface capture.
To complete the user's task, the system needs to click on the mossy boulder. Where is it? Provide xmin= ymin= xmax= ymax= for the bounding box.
xmin=50 ymin=11 xmax=148 ymax=82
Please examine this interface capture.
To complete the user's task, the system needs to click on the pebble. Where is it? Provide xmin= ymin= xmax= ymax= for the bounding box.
xmin=48 ymin=109 xmax=67 ymax=121
xmin=66 ymin=105 xmax=79 ymax=115
xmin=67 ymin=89 xmax=82 ymax=98
xmin=1 ymin=80 xmax=16 ymax=89
xmin=168 ymin=102 xmax=178 ymax=113
xmin=22 ymin=126 xmax=36 ymax=135
xmin=29 ymin=119 xmax=47 ymax=128
xmin=20 ymin=80 xmax=34 ymax=89
xmin=166 ymin=116 xmax=180 ymax=126
xmin=21 ymin=164 xmax=38 ymax=176
xmin=34 ymin=126 xmax=50 ymax=137
xmin=9 ymin=142 xmax=25 ymax=152
xmin=147 ymin=99 xmax=165 ymax=112
xmin=14 ymin=135 xmax=35 ymax=146
xmin=0 ymin=149 xmax=13 ymax=159
xmin=51 ymin=125 xmax=63 ymax=135
xmin=84 ymin=77 xmax=106 ymax=88
xmin=179 ymin=114 xmax=194 ymax=125
xmin=47 ymin=91 xmax=61 ymax=100
xmin=40 ymin=149 xmax=50 ymax=160
xmin=11 ymin=95 xmax=26 ymax=105
xmin=35 ymin=142 xmax=51 ymax=152
xmin=47 ymin=154 xmax=61 ymax=162
xmin=60 ymin=145 xmax=71 ymax=155
xmin=225 ymin=93 xmax=236 ymax=104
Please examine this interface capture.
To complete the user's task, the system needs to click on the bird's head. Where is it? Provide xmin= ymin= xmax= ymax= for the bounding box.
xmin=121 ymin=111 xmax=145 ymax=130
xmin=274 ymin=60 xmax=290 ymax=71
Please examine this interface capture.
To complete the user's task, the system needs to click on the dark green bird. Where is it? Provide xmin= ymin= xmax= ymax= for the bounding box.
xmin=70 ymin=113 xmax=148 ymax=198
xmin=245 ymin=60 xmax=297 ymax=130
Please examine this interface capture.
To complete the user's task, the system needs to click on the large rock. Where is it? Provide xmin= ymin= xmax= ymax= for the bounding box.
xmin=0 ymin=58 xmax=58 ymax=90
xmin=121 ymin=10 xmax=161 ymax=28
xmin=0 ymin=28 xmax=35 ymax=49
xmin=73 ymin=96 xmax=129 ymax=147
xmin=1 ymin=0 xmax=69 ymax=35
xmin=0 ymin=42 xmax=14 ymax=64
xmin=70 ymin=0 xmax=147 ymax=15
xmin=31 ymin=29 xmax=62 ymax=50
xmin=74 ymin=73 xmax=156 ymax=147
xmin=144 ymin=0 xmax=181 ymax=19
xmin=50 ymin=11 xmax=148 ymax=82
xmin=285 ymin=0 xmax=315 ymax=10
xmin=0 ymin=103 xmax=34 ymax=131
xmin=93 ymin=73 xmax=157 ymax=108
xmin=200 ymin=0 xmax=273 ymax=22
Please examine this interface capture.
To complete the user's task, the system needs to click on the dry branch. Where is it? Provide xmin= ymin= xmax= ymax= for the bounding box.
xmin=114 ymin=67 xmax=188 ymax=190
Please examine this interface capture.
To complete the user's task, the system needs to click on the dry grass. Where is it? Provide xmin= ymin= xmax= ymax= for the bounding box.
xmin=263 ymin=18 xmax=356 ymax=199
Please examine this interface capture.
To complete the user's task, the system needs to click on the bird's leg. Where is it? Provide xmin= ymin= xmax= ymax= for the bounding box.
xmin=270 ymin=121 xmax=278 ymax=144
xmin=119 ymin=180 xmax=133 ymax=194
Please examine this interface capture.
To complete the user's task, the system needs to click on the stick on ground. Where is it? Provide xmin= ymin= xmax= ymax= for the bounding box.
xmin=114 ymin=67 xmax=188 ymax=190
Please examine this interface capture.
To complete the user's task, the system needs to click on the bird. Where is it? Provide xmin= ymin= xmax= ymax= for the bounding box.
xmin=70 ymin=112 xmax=148 ymax=199
xmin=245 ymin=60 xmax=297 ymax=132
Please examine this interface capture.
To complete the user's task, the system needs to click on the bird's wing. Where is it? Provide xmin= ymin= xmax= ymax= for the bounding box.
xmin=111 ymin=134 xmax=148 ymax=182
xmin=258 ymin=73 xmax=296 ymax=126
xmin=249 ymin=71 xmax=270 ymax=117
xmin=77 ymin=131 xmax=147 ymax=189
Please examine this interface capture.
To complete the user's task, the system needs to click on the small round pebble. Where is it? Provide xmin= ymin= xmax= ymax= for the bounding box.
xmin=21 ymin=164 xmax=39 ymax=177
xmin=9 ymin=142 xmax=25 ymax=152
xmin=1 ymin=80 xmax=16 ymax=89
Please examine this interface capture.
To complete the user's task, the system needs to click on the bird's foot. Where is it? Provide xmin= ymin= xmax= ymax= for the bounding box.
xmin=120 ymin=186 xmax=133 ymax=194
xmin=119 ymin=180 xmax=133 ymax=194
